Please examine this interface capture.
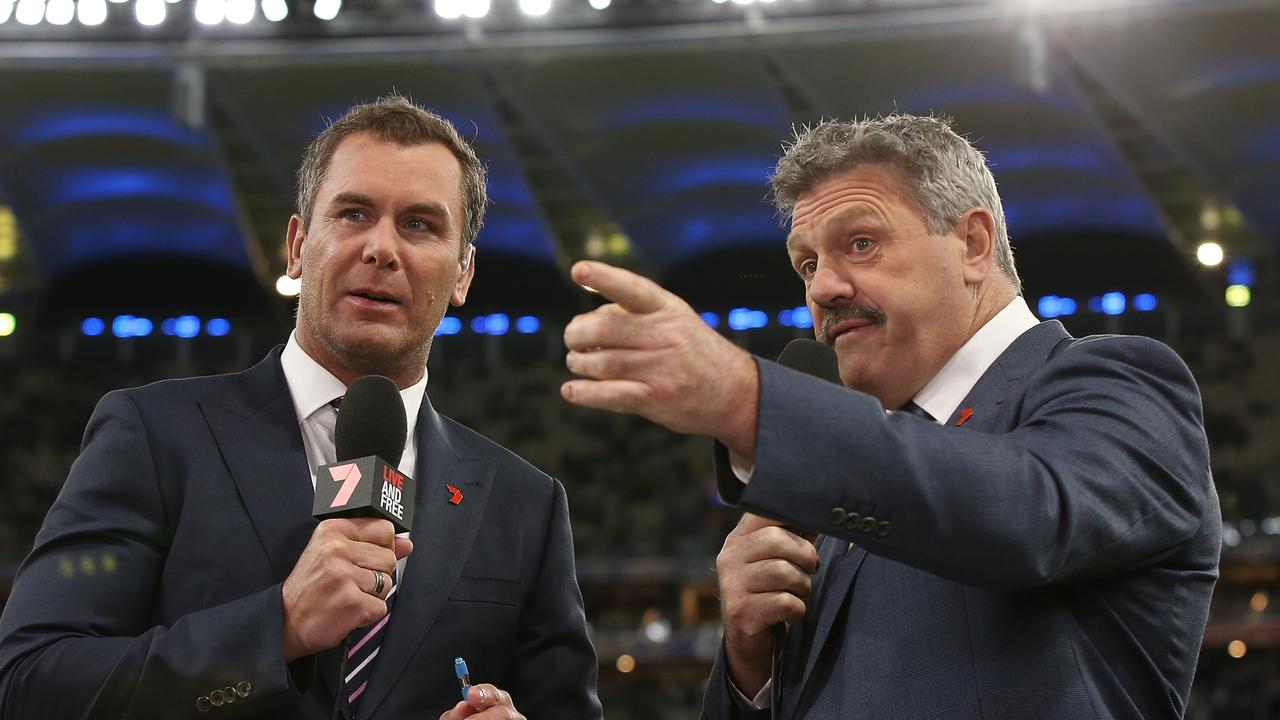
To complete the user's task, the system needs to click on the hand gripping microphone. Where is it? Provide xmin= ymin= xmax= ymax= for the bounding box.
xmin=768 ymin=339 xmax=841 ymax=717
xmin=312 ymin=375 xmax=417 ymax=534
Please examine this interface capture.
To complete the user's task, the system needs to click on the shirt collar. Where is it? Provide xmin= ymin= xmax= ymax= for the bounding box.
xmin=280 ymin=331 xmax=429 ymax=440
xmin=911 ymin=296 xmax=1039 ymax=424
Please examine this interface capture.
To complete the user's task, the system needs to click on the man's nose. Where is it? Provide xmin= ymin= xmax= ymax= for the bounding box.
xmin=362 ymin=220 xmax=400 ymax=270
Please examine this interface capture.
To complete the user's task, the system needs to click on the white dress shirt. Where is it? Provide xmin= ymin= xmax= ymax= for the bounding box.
xmin=732 ymin=296 xmax=1040 ymax=708
xmin=279 ymin=331 xmax=428 ymax=580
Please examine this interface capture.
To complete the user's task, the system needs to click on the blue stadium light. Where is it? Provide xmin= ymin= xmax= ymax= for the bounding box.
xmin=515 ymin=316 xmax=540 ymax=334
xmin=1226 ymin=260 xmax=1255 ymax=288
xmin=435 ymin=317 xmax=462 ymax=336
xmin=132 ymin=317 xmax=154 ymax=336
xmin=205 ymin=318 xmax=231 ymax=336
xmin=161 ymin=318 xmax=177 ymax=336
xmin=1037 ymin=295 xmax=1062 ymax=319
xmin=470 ymin=316 xmax=487 ymax=334
xmin=778 ymin=309 xmax=794 ymax=327
xmin=1100 ymin=292 xmax=1126 ymax=316
xmin=484 ymin=313 xmax=510 ymax=336
xmin=791 ymin=307 xmax=813 ymax=329
xmin=749 ymin=310 xmax=768 ymax=329
xmin=112 ymin=315 xmax=135 ymax=338
xmin=1132 ymin=294 xmax=1157 ymax=312
xmin=727 ymin=308 xmax=753 ymax=331
xmin=1057 ymin=298 xmax=1077 ymax=316
xmin=1088 ymin=296 xmax=1103 ymax=314
xmin=699 ymin=312 xmax=720 ymax=329
xmin=82 ymin=317 xmax=105 ymax=336
xmin=174 ymin=315 xmax=201 ymax=339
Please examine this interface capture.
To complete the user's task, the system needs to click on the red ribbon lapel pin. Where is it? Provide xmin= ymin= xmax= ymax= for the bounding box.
xmin=955 ymin=408 xmax=974 ymax=427
xmin=445 ymin=484 xmax=463 ymax=505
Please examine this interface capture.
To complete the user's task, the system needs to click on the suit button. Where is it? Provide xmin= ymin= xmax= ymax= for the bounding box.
xmin=195 ymin=696 xmax=212 ymax=713
xmin=843 ymin=512 xmax=862 ymax=531
xmin=876 ymin=520 xmax=892 ymax=537
xmin=236 ymin=682 xmax=252 ymax=698
xmin=210 ymin=689 xmax=226 ymax=707
xmin=828 ymin=507 xmax=847 ymax=526
xmin=858 ymin=516 xmax=877 ymax=534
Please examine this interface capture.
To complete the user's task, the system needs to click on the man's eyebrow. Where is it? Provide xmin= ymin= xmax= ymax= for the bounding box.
xmin=786 ymin=206 xmax=877 ymax=252
xmin=329 ymin=192 xmax=375 ymax=208
xmin=403 ymin=202 xmax=452 ymax=224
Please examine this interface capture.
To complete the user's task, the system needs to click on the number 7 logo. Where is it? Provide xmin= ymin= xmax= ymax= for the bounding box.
xmin=327 ymin=463 xmax=362 ymax=508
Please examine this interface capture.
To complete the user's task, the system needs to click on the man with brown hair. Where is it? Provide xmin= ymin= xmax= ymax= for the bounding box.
xmin=0 ymin=95 xmax=601 ymax=720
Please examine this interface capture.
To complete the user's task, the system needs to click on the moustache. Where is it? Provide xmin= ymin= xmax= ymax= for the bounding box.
xmin=819 ymin=304 xmax=885 ymax=344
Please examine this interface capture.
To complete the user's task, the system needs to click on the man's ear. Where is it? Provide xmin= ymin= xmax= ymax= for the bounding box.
xmin=451 ymin=243 xmax=476 ymax=307
xmin=285 ymin=215 xmax=306 ymax=280
xmin=958 ymin=208 xmax=996 ymax=286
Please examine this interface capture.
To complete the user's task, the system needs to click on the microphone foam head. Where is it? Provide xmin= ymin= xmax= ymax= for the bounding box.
xmin=776 ymin=338 xmax=841 ymax=385
xmin=335 ymin=375 xmax=408 ymax=466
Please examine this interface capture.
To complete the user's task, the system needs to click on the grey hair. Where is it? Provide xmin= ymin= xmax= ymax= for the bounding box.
xmin=770 ymin=114 xmax=1020 ymax=292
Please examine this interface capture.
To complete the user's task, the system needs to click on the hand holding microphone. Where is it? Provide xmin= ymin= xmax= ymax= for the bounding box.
xmin=281 ymin=375 xmax=416 ymax=662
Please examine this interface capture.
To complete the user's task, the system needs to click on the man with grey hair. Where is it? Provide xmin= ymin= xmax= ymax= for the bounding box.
xmin=560 ymin=114 xmax=1219 ymax=718
xmin=0 ymin=95 xmax=601 ymax=720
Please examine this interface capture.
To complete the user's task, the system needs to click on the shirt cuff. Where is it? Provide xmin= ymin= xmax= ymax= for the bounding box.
xmin=729 ymin=451 xmax=755 ymax=484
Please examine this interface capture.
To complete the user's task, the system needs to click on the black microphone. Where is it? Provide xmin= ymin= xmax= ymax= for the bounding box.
xmin=767 ymin=339 xmax=841 ymax=717
xmin=776 ymin=338 xmax=841 ymax=386
xmin=312 ymin=375 xmax=417 ymax=534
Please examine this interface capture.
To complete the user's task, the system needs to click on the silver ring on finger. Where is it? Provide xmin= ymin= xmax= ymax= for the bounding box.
xmin=371 ymin=569 xmax=385 ymax=596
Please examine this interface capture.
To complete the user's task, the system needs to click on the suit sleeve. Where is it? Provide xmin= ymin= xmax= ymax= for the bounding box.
xmin=727 ymin=336 xmax=1217 ymax=589
xmin=0 ymin=390 xmax=303 ymax=719
xmin=508 ymin=478 xmax=602 ymax=719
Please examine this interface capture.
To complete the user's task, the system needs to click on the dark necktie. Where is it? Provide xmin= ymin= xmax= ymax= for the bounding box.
xmin=900 ymin=401 xmax=935 ymax=422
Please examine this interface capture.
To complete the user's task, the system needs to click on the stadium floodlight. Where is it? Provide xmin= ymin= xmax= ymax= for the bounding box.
xmin=459 ymin=0 xmax=487 ymax=18
xmin=194 ymin=0 xmax=224 ymax=23
xmin=44 ymin=0 xmax=72 ymax=23
xmin=15 ymin=0 xmax=45 ymax=25
xmin=225 ymin=0 xmax=253 ymax=23
xmin=587 ymin=0 xmax=609 ymax=8
xmin=135 ymin=0 xmax=165 ymax=25
xmin=261 ymin=0 xmax=285 ymax=21
xmin=312 ymin=0 xmax=338 ymax=19
xmin=434 ymin=0 xmax=460 ymax=19
xmin=518 ymin=0 xmax=549 ymax=17
xmin=1196 ymin=241 xmax=1224 ymax=267
xmin=76 ymin=0 xmax=107 ymax=24
xmin=276 ymin=274 xmax=301 ymax=296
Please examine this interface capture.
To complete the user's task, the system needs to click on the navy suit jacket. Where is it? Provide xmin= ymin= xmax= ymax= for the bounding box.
xmin=704 ymin=321 xmax=1220 ymax=719
xmin=0 ymin=348 xmax=601 ymax=719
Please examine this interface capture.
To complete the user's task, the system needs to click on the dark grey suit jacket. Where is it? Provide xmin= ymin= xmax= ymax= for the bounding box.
xmin=0 ymin=347 xmax=601 ymax=719
xmin=704 ymin=321 xmax=1220 ymax=719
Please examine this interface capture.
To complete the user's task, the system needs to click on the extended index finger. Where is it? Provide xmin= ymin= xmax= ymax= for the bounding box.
xmin=572 ymin=260 xmax=667 ymax=314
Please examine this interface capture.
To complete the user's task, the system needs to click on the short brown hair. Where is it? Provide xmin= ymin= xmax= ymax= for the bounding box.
xmin=295 ymin=93 xmax=488 ymax=251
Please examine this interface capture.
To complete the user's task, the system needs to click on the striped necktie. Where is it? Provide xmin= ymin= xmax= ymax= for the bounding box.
xmin=327 ymin=395 xmax=396 ymax=719
xmin=343 ymin=569 xmax=397 ymax=717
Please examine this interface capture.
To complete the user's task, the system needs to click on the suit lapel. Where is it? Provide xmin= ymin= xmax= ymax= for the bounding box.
xmin=788 ymin=537 xmax=868 ymax=716
xmin=944 ymin=320 xmax=1071 ymax=428
xmin=358 ymin=398 xmax=496 ymax=718
xmin=200 ymin=347 xmax=317 ymax=580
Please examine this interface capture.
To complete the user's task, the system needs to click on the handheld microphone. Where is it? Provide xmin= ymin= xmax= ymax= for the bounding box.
xmin=776 ymin=338 xmax=841 ymax=386
xmin=768 ymin=338 xmax=841 ymax=716
xmin=312 ymin=375 xmax=417 ymax=534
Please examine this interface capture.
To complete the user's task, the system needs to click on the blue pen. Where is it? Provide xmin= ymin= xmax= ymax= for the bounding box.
xmin=454 ymin=657 xmax=471 ymax=702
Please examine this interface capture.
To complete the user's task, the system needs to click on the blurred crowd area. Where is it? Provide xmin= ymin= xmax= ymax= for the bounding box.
xmin=0 ymin=322 xmax=1277 ymax=717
